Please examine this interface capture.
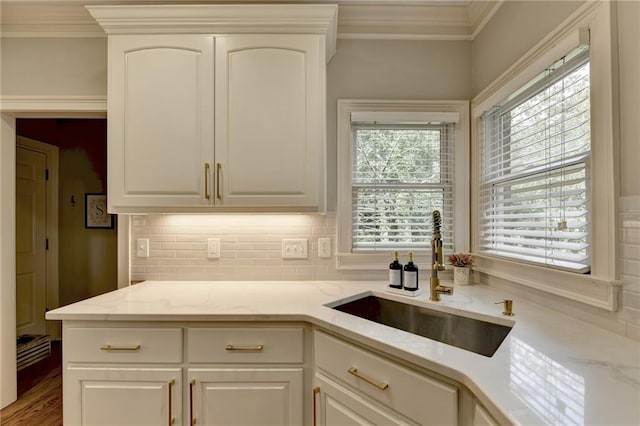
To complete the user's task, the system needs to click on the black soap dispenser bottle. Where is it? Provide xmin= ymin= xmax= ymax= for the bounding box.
xmin=403 ymin=252 xmax=419 ymax=291
xmin=389 ymin=251 xmax=403 ymax=289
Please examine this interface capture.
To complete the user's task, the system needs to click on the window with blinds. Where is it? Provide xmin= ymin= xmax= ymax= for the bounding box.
xmin=351 ymin=121 xmax=455 ymax=251
xmin=479 ymin=46 xmax=591 ymax=273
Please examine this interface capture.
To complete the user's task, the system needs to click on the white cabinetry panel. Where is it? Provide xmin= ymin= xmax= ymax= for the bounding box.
xmin=66 ymin=366 xmax=181 ymax=426
xmin=108 ymin=35 xmax=214 ymax=210
xmin=189 ymin=367 xmax=303 ymax=426
xmin=215 ymin=35 xmax=323 ymax=208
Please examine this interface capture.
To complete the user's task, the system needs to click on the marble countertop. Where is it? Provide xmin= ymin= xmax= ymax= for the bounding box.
xmin=46 ymin=280 xmax=640 ymax=425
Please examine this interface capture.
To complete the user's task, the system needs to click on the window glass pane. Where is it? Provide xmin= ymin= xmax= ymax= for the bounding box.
xmin=351 ymin=124 xmax=454 ymax=251
xmin=480 ymin=47 xmax=591 ymax=273
xmin=353 ymin=127 xmax=444 ymax=184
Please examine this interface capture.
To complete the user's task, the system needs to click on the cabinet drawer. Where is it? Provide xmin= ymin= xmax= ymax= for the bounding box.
xmin=188 ymin=327 xmax=303 ymax=363
xmin=314 ymin=331 xmax=457 ymax=426
xmin=64 ymin=327 xmax=182 ymax=363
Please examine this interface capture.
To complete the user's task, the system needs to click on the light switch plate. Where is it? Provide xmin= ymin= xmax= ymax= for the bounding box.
xmin=207 ymin=238 xmax=220 ymax=259
xmin=318 ymin=238 xmax=331 ymax=258
xmin=282 ymin=239 xmax=308 ymax=259
xmin=136 ymin=238 xmax=149 ymax=258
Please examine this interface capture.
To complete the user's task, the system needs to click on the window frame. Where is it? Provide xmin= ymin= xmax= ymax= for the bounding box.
xmin=471 ymin=1 xmax=620 ymax=310
xmin=479 ymin=49 xmax=592 ymax=273
xmin=337 ymin=100 xmax=469 ymax=270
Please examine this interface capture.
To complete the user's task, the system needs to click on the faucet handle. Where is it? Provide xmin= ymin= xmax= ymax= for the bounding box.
xmin=495 ymin=299 xmax=514 ymax=316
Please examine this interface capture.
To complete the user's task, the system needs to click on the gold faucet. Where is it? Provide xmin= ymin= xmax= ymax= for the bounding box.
xmin=430 ymin=210 xmax=453 ymax=302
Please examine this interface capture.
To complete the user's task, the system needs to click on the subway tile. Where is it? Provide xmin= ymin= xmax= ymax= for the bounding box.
xmin=619 ymin=305 xmax=640 ymax=326
xmin=621 ymin=259 xmax=640 ymax=277
xmin=625 ymin=322 xmax=640 ymax=341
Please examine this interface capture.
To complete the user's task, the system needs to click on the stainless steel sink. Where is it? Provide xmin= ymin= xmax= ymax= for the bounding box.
xmin=330 ymin=295 xmax=512 ymax=357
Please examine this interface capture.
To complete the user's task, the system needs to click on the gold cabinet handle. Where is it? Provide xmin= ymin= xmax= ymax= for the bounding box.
xmin=216 ymin=163 xmax=222 ymax=200
xmin=348 ymin=367 xmax=389 ymax=390
xmin=204 ymin=163 xmax=211 ymax=200
xmin=312 ymin=387 xmax=320 ymax=426
xmin=100 ymin=345 xmax=141 ymax=351
xmin=168 ymin=379 xmax=175 ymax=426
xmin=190 ymin=379 xmax=196 ymax=425
xmin=225 ymin=344 xmax=264 ymax=351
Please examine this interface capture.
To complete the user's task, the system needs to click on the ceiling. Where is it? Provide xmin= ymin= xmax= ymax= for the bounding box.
xmin=0 ymin=0 xmax=502 ymax=40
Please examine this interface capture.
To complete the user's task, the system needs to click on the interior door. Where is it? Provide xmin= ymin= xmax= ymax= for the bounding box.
xmin=15 ymin=146 xmax=47 ymax=336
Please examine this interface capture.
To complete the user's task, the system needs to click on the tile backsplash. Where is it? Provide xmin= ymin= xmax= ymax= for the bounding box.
xmin=130 ymin=213 xmax=381 ymax=282
xmin=620 ymin=196 xmax=640 ymax=340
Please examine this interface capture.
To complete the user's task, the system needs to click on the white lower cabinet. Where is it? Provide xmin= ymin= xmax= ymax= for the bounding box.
xmin=62 ymin=323 xmax=306 ymax=426
xmin=66 ymin=366 xmax=182 ymax=426
xmin=313 ymin=330 xmax=458 ymax=426
xmin=472 ymin=402 xmax=499 ymax=426
xmin=62 ymin=323 xmax=495 ymax=426
xmin=314 ymin=373 xmax=416 ymax=426
xmin=188 ymin=367 xmax=303 ymax=426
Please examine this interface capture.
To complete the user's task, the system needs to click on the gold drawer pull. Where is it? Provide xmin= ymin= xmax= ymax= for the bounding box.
xmin=204 ymin=163 xmax=211 ymax=200
xmin=348 ymin=367 xmax=389 ymax=390
xmin=216 ymin=163 xmax=222 ymax=200
xmin=190 ymin=379 xmax=196 ymax=425
xmin=100 ymin=344 xmax=141 ymax=351
xmin=168 ymin=379 xmax=175 ymax=426
xmin=312 ymin=386 xmax=320 ymax=426
xmin=225 ymin=344 xmax=264 ymax=351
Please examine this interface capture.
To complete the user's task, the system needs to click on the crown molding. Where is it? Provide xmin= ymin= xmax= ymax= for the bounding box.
xmin=0 ymin=96 xmax=107 ymax=114
xmin=86 ymin=4 xmax=338 ymax=59
xmin=1 ymin=1 xmax=502 ymax=41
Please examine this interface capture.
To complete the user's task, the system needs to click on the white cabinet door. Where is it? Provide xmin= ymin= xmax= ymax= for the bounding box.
xmin=473 ymin=403 xmax=499 ymax=426
xmin=215 ymin=35 xmax=324 ymax=209
xmin=315 ymin=374 xmax=417 ymax=426
xmin=108 ymin=35 xmax=214 ymax=211
xmin=65 ymin=365 xmax=182 ymax=426
xmin=189 ymin=367 xmax=303 ymax=426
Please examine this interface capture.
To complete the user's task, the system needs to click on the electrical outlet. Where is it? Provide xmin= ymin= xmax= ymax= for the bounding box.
xmin=282 ymin=239 xmax=308 ymax=259
xmin=136 ymin=238 xmax=149 ymax=258
xmin=318 ymin=238 xmax=331 ymax=258
xmin=207 ymin=238 xmax=220 ymax=259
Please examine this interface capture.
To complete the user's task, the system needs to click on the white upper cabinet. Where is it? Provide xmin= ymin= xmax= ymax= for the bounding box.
xmin=88 ymin=5 xmax=337 ymax=213
xmin=215 ymin=35 xmax=323 ymax=207
xmin=108 ymin=35 xmax=215 ymax=210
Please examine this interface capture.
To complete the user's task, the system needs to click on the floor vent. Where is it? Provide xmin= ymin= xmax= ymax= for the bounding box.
xmin=17 ymin=334 xmax=51 ymax=371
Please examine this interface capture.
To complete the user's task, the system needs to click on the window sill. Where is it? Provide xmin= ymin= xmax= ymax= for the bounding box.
xmin=473 ymin=254 xmax=621 ymax=311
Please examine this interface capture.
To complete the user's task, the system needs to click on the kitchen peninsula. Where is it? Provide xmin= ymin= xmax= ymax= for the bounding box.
xmin=46 ymin=280 xmax=640 ymax=425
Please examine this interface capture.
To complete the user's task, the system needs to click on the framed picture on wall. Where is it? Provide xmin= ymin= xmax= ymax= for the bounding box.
xmin=85 ymin=193 xmax=113 ymax=229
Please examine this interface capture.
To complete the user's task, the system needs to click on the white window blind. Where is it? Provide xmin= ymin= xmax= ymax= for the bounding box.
xmin=479 ymin=46 xmax=591 ymax=272
xmin=351 ymin=120 xmax=455 ymax=251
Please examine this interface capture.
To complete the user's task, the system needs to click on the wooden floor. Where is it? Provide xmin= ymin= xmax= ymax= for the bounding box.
xmin=0 ymin=341 xmax=62 ymax=426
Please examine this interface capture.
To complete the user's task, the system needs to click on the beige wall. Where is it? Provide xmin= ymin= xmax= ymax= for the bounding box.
xmin=471 ymin=1 xmax=585 ymax=96
xmin=326 ymin=39 xmax=472 ymax=209
xmin=1 ymin=38 xmax=107 ymax=96
xmin=617 ymin=1 xmax=640 ymax=197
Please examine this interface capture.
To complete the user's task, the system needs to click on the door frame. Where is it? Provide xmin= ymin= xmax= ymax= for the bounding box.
xmin=0 ymin=101 xmax=115 ymax=410
xmin=16 ymin=137 xmax=60 ymax=339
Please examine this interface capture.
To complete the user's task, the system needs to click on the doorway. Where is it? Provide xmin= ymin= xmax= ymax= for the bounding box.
xmin=15 ymin=138 xmax=59 ymax=373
